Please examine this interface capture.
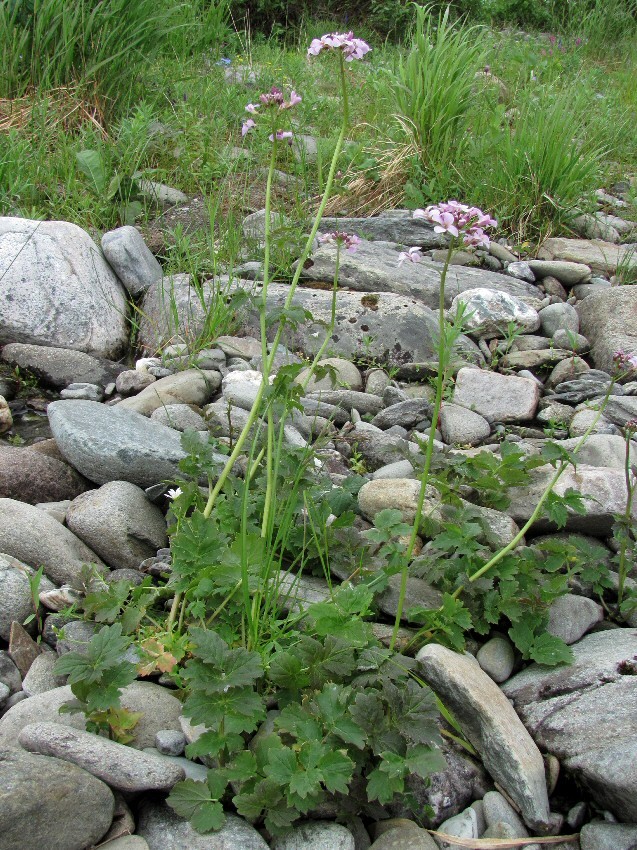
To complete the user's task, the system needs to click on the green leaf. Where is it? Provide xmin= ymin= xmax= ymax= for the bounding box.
xmin=314 ymin=684 xmax=366 ymax=749
xmin=75 ymin=149 xmax=107 ymax=194
xmin=263 ymin=745 xmax=298 ymax=786
xmin=319 ymin=750 xmax=354 ymax=794
xmin=406 ymin=744 xmax=447 ymax=778
xmin=226 ymin=751 xmax=258 ymax=784
xmin=366 ymin=764 xmax=404 ymax=804
xmin=167 ymin=777 xmax=226 ymax=833
xmin=529 ymin=632 xmax=574 ymax=666
xmin=268 ymin=651 xmax=310 ymax=691
xmin=508 ymin=617 xmax=536 ymax=657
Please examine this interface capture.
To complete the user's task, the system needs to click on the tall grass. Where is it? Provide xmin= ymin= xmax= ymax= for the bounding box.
xmin=0 ymin=0 xmax=183 ymax=108
xmin=395 ymin=4 xmax=487 ymax=196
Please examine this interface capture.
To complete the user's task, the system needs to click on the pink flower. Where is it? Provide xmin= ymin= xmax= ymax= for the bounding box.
xmin=242 ymin=118 xmax=256 ymax=136
xmin=308 ymin=31 xmax=371 ymax=62
xmin=269 ymin=130 xmax=294 ymax=142
xmin=613 ymin=350 xmax=637 ymax=375
xmin=414 ymin=201 xmax=497 ymax=248
xmin=398 ymin=247 xmax=423 ymax=266
xmin=245 ymin=103 xmax=259 ymax=114
xmin=260 ymin=86 xmax=284 ymax=107
xmin=283 ymin=90 xmax=302 ymax=109
xmin=318 ymin=231 xmax=361 ymax=252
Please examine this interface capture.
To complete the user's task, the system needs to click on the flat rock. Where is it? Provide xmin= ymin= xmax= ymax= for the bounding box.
xmin=8 ymin=621 xmax=42 ymax=676
xmin=369 ymin=826 xmax=438 ymax=850
xmin=48 ymin=399 xmax=188 ymax=487
xmin=102 ymin=225 xmax=163 ymax=296
xmin=527 ymin=259 xmax=591 ymax=285
xmin=136 ymin=800 xmax=270 ymax=850
xmin=0 ymin=217 xmax=129 ymax=358
xmin=117 ymin=369 xmax=221 ymax=416
xmin=0 ymin=680 xmax=183 ymax=749
xmin=0 ymin=498 xmax=106 ymax=585
xmin=301 ymin=240 xmax=543 ymax=309
xmin=503 ymin=629 xmax=637 ymax=821
xmin=449 ymin=287 xmax=540 ymax=339
xmin=0 ymin=444 xmax=89 ymax=504
xmin=505 ymin=464 xmax=637 ymax=535
xmin=372 ymin=399 xmax=433 ymax=429
xmin=319 ymin=210 xmax=448 ymax=248
xmin=580 ymin=823 xmax=637 ymax=850
xmin=66 ymin=481 xmax=167 ymax=570
xmin=604 ymin=396 xmax=637 ymax=427
xmin=577 ymin=287 xmax=637 ymax=374
xmin=538 ymin=237 xmax=636 ymax=276
xmin=452 ymin=367 xmax=540 ymax=423
xmin=416 ymin=644 xmax=550 ymax=831
xmin=271 ymin=821 xmax=356 ymax=850
xmin=0 ymin=342 xmax=125 ymax=388
xmin=18 ymin=722 xmax=185 ymax=792
xmin=0 ymin=748 xmax=114 ymax=850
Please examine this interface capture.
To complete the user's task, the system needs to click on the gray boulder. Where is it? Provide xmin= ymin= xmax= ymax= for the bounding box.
xmin=416 ymin=644 xmax=550 ymax=831
xmin=47 ymin=399 xmax=189 ymax=487
xmin=0 ymin=217 xmax=128 ymax=358
xmin=538 ymin=302 xmax=579 ymax=337
xmin=102 ymin=225 xmax=163 ymax=296
xmin=0 ymin=445 xmax=89 ymax=505
xmin=580 ymin=823 xmax=637 ymax=850
xmin=0 ymin=499 xmax=106 ymax=585
xmin=270 ymin=822 xmax=355 ymax=850
xmin=66 ymin=481 xmax=168 ymax=570
xmin=301 ymin=240 xmax=543 ymax=309
xmin=0 ymin=342 xmax=125 ymax=388
xmin=539 ymin=237 xmax=635 ymax=277
xmin=449 ymin=287 xmax=540 ymax=339
xmin=503 ymin=629 xmax=637 ymax=822
xmin=0 ymin=748 xmax=114 ymax=850
xmin=439 ymin=402 xmax=491 ymax=446
xmin=0 ymin=554 xmax=55 ymax=641
xmin=546 ymin=594 xmax=603 ymax=644
xmin=319 ymin=209 xmax=448 ymax=248
xmin=577 ymin=287 xmax=637 ymax=375
xmin=452 ymin=367 xmax=540 ymax=423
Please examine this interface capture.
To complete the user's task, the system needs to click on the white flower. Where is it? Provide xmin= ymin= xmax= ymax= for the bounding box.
xmin=166 ymin=487 xmax=183 ymax=500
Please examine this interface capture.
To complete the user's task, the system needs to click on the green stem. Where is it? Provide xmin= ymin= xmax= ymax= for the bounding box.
xmin=462 ymin=381 xmax=618 ymax=588
xmin=300 ymin=245 xmax=341 ymax=391
xmin=202 ymin=55 xmax=351 ymax=520
xmin=617 ymin=432 xmax=634 ymax=605
xmin=389 ymin=238 xmax=455 ymax=649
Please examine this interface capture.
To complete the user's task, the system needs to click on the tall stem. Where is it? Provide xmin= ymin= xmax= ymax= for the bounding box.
xmin=300 ymin=246 xmax=341 ymax=391
xmin=390 ymin=239 xmax=455 ymax=649
xmin=203 ymin=55 xmax=351 ymax=520
xmin=617 ymin=432 xmax=635 ymax=605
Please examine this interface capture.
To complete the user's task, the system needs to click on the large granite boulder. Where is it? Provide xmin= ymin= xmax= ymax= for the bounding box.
xmin=577 ymin=287 xmax=637 ymax=374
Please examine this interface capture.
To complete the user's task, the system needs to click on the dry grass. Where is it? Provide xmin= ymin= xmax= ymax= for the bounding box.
xmin=0 ymin=86 xmax=107 ymax=137
xmin=323 ymin=117 xmax=419 ymax=216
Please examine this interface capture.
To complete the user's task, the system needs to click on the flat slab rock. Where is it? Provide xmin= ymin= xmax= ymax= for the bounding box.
xmin=0 ymin=342 xmax=126 ymax=388
xmin=538 ymin=237 xmax=637 ymax=276
xmin=319 ymin=210 xmax=448 ymax=249
xmin=452 ymin=367 xmax=540 ymax=423
xmin=47 ymin=398 xmax=188 ymax=487
xmin=0 ymin=217 xmax=129 ymax=358
xmin=301 ymin=240 xmax=543 ymax=310
xmin=18 ymin=722 xmax=185 ymax=792
xmin=416 ymin=644 xmax=551 ymax=831
xmin=503 ymin=629 xmax=637 ymax=821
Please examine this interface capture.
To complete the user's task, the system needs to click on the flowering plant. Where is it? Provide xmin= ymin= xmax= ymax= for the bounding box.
xmin=308 ymin=31 xmax=371 ymax=62
xmin=318 ymin=231 xmax=361 ymax=253
xmin=413 ymin=201 xmax=498 ymax=248
xmin=242 ymin=86 xmax=301 ymax=137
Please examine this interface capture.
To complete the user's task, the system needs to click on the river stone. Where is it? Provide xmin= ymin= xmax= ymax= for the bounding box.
xmin=0 ymin=650 xmax=22 ymax=693
xmin=365 ymin=368 xmax=391 ymax=395
xmin=505 ymin=464 xmax=637 ymax=535
xmin=0 ymin=499 xmax=106 ymax=585
xmin=117 ymin=369 xmax=221 ymax=416
xmin=538 ymin=302 xmax=579 ymax=337
xmin=271 ymin=822 xmax=356 ymax=850
xmin=580 ymin=823 xmax=637 ymax=850
xmin=116 ymin=369 xmax=157 ymax=395
xmin=0 ymin=748 xmax=114 ymax=850
xmin=449 ymin=287 xmax=540 ymax=339
xmin=0 ymin=395 xmax=11 ymax=434
xmin=546 ymin=594 xmax=604 ymax=644
xmin=452 ymin=367 xmax=540 ymax=423
xmin=503 ymin=629 xmax=637 ymax=821
xmin=137 ymin=800 xmax=270 ymax=849
xmin=0 ymin=554 xmax=54 ymax=641
xmin=301 ymin=240 xmax=543 ymax=309
xmin=506 ymin=261 xmax=536 ymax=283
xmin=18 ymin=722 xmax=185 ymax=791
xmin=47 ymin=399 xmax=189 ymax=486
xmin=308 ymin=390 xmax=385 ymax=416
xmin=66 ymin=481 xmax=167 ymax=570
xmin=552 ymin=329 xmax=590 ymax=354
xmin=102 ymin=225 xmax=163 ymax=296
xmin=369 ymin=826 xmax=438 ymax=850
xmin=0 ymin=445 xmax=89 ymax=505
xmin=416 ymin=645 xmax=550 ymax=831
xmin=319 ymin=210 xmax=448 ymax=248
xmin=602 ymin=395 xmax=637 ymax=428
xmin=545 ymin=356 xmax=590 ymax=389
xmin=0 ymin=680 xmax=182 ymax=749
xmin=151 ymin=403 xmax=208 ymax=431
xmin=21 ymin=651 xmax=66 ymax=695
xmin=439 ymin=402 xmax=491 ymax=446
xmin=0 ymin=342 xmax=125 ymax=388
xmin=0 ymin=217 xmax=129 ymax=358
xmin=572 ymin=212 xmax=620 ymax=242
xmin=523 ymin=434 xmax=637 ymax=470
xmin=95 ymin=839 xmax=150 ymax=850
xmin=372 ymin=399 xmax=433 ymax=429
xmin=538 ymin=237 xmax=636 ymax=277
xmin=296 ymin=357 xmax=363 ymax=392
xmin=476 ymin=635 xmax=515 ymax=683
xmin=526 ymin=259 xmax=591 ymax=286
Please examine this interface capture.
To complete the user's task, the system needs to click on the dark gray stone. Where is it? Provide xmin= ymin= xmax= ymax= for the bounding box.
xmin=0 ymin=445 xmax=89 ymax=505
xmin=0 ymin=342 xmax=125 ymax=388
xmin=136 ymin=800 xmax=270 ymax=849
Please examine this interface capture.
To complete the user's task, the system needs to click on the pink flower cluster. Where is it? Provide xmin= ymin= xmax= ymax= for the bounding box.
xmin=414 ymin=201 xmax=498 ymax=248
xmin=318 ymin=231 xmax=361 ymax=253
xmin=398 ymin=246 xmax=423 ymax=266
xmin=308 ymin=32 xmax=371 ymax=62
xmin=613 ymin=350 xmax=637 ymax=374
xmin=242 ymin=87 xmax=301 ymax=138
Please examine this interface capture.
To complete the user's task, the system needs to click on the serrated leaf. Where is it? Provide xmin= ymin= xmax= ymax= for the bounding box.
xmin=167 ymin=778 xmax=226 ymax=833
xmin=406 ymin=744 xmax=447 ymax=778
xmin=268 ymin=651 xmax=310 ymax=691
xmin=529 ymin=632 xmax=574 ymax=666
xmin=319 ymin=749 xmax=354 ymax=794
xmin=366 ymin=765 xmax=404 ymax=804
xmin=226 ymin=751 xmax=258 ymax=783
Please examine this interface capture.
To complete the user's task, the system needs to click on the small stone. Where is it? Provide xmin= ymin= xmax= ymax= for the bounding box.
xmin=527 ymin=260 xmax=591 ymax=286
xmin=151 ymin=403 xmax=207 ymax=431
xmin=436 ymin=808 xmax=478 ymax=848
xmin=450 ymin=287 xmax=540 ymax=339
xmin=368 ymin=827 xmax=438 ymax=850
xmin=547 ymin=594 xmax=604 ymax=644
xmin=138 ymin=179 xmax=188 ymax=207
xmin=365 ymin=369 xmax=391 ymax=395
xmin=545 ymin=356 xmax=590 ymax=389
xmin=137 ymin=800 xmax=270 ymax=850
xmin=9 ymin=621 xmax=42 ymax=677
xmin=116 ymin=369 xmax=157 ymax=395
xmin=21 ymin=651 xmax=67 ymax=696
xmin=155 ymin=729 xmax=186 ymax=756
xmin=0 ymin=395 xmax=12 ymax=434
xmin=566 ymin=802 xmax=587 ymax=830
xmin=552 ymin=329 xmax=590 ymax=353
xmin=579 ymin=822 xmax=637 ymax=850
xmin=60 ymin=382 xmax=104 ymax=401
xmin=506 ymin=261 xmax=536 ymax=282
xmin=538 ymin=302 xmax=579 ymax=337
xmin=482 ymin=790 xmax=529 ymax=837
xmin=102 ymin=226 xmax=163 ymax=297
xmin=439 ymin=403 xmax=491 ymax=446
xmin=476 ymin=635 xmax=515 ymax=683
xmin=0 ymin=651 xmax=22 ymax=693
xmin=297 ymin=358 xmax=363 ymax=392
xmin=372 ymin=399 xmax=433 ymax=430
xmin=117 ymin=369 xmax=221 ymax=416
